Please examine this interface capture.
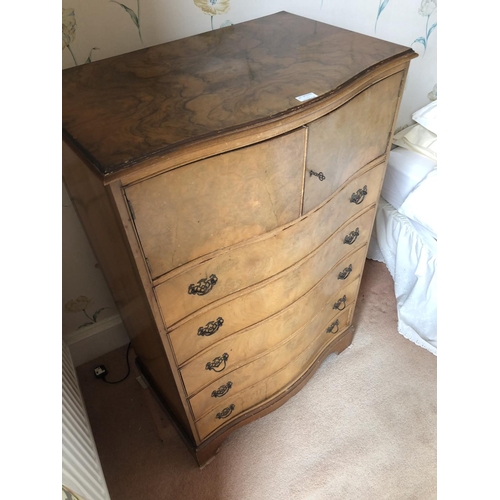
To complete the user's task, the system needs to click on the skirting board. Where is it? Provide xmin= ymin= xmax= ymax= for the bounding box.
xmin=64 ymin=314 xmax=130 ymax=367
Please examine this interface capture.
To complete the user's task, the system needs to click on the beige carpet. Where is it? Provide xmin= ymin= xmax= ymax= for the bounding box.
xmin=77 ymin=259 xmax=437 ymax=500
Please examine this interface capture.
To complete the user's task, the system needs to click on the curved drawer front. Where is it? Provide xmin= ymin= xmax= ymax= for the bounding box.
xmin=303 ymin=72 xmax=403 ymax=213
xmin=194 ymin=305 xmax=354 ymax=440
xmin=189 ymin=278 xmax=360 ymax=419
xmin=170 ymin=210 xmax=372 ymax=367
xmin=155 ymin=163 xmax=384 ymax=328
xmin=124 ymin=128 xmax=306 ymax=279
xmin=179 ymin=248 xmax=364 ymax=396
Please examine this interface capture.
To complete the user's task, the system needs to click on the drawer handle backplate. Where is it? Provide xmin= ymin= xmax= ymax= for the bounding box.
xmin=338 ymin=264 xmax=352 ymax=280
xmin=310 ymin=170 xmax=326 ymax=181
xmin=343 ymin=227 xmax=359 ymax=245
xmin=206 ymin=353 xmax=229 ymax=372
xmin=198 ymin=317 xmax=224 ymax=337
xmin=216 ymin=404 xmax=235 ymax=419
xmin=212 ymin=381 xmax=233 ymax=398
xmin=326 ymin=319 xmax=340 ymax=334
xmin=333 ymin=295 xmax=347 ymax=311
xmin=350 ymin=185 xmax=368 ymax=205
xmin=188 ymin=274 xmax=218 ymax=296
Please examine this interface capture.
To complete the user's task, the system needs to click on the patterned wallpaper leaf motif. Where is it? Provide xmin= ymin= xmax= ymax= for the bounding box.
xmin=375 ymin=0 xmax=390 ymax=32
xmin=62 ymin=8 xmax=78 ymax=65
xmin=62 ymin=8 xmax=99 ymax=65
xmin=111 ymin=0 xmax=143 ymax=43
xmin=428 ymin=84 xmax=437 ymax=101
xmin=64 ymin=296 xmax=108 ymax=330
xmin=85 ymin=47 xmax=100 ymax=63
xmin=412 ymin=0 xmax=436 ymax=54
xmin=194 ymin=0 xmax=231 ymax=30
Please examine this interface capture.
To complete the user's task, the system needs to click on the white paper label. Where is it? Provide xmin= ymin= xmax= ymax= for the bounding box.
xmin=295 ymin=92 xmax=318 ymax=102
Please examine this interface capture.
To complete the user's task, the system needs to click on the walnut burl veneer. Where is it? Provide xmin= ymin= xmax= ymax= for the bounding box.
xmin=62 ymin=12 xmax=417 ymax=466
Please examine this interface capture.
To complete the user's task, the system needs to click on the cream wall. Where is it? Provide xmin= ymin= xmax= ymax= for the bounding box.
xmin=62 ymin=0 xmax=437 ymax=362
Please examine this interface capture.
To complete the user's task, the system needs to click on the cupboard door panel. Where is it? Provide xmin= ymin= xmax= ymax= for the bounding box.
xmin=303 ymin=72 xmax=403 ymax=213
xmin=125 ymin=128 xmax=306 ymax=278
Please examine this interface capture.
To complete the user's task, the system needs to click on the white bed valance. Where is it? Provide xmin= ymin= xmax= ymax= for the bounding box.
xmin=368 ymin=199 xmax=437 ymax=355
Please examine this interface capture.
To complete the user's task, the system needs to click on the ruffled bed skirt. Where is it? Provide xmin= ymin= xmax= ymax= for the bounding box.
xmin=367 ymin=198 xmax=437 ymax=355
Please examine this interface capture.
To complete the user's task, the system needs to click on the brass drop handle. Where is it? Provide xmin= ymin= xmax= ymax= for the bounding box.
xmin=198 ymin=317 xmax=224 ymax=337
xmin=216 ymin=404 xmax=235 ymax=419
xmin=326 ymin=319 xmax=340 ymax=334
xmin=205 ymin=353 xmax=229 ymax=373
xmin=310 ymin=170 xmax=326 ymax=181
xmin=188 ymin=274 xmax=218 ymax=296
xmin=333 ymin=295 xmax=347 ymax=311
xmin=350 ymin=185 xmax=368 ymax=205
xmin=212 ymin=381 xmax=233 ymax=398
xmin=343 ymin=227 xmax=359 ymax=245
xmin=338 ymin=264 xmax=352 ymax=280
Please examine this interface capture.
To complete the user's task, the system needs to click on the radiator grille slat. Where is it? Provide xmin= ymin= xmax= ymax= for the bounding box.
xmin=62 ymin=341 xmax=111 ymax=500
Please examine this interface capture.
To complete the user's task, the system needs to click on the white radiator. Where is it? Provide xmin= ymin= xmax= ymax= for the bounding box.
xmin=62 ymin=341 xmax=111 ymax=500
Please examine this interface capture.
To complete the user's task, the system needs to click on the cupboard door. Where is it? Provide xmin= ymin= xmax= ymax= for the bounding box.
xmin=125 ymin=129 xmax=306 ymax=278
xmin=303 ymin=72 xmax=403 ymax=213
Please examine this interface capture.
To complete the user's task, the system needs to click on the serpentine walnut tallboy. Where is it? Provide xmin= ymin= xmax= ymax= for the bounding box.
xmin=62 ymin=12 xmax=417 ymax=466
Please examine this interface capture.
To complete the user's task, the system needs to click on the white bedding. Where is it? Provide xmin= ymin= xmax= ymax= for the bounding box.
xmin=367 ymin=142 xmax=437 ymax=355
xmin=381 ymin=147 xmax=436 ymax=210
xmin=368 ymin=198 xmax=437 ymax=355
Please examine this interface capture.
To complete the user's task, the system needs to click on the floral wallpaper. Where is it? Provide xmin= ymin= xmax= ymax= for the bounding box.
xmin=62 ymin=8 xmax=99 ymax=66
xmin=194 ymin=0 xmax=232 ymax=30
xmin=62 ymin=0 xmax=436 ymax=341
xmin=62 ymin=182 xmax=116 ymax=335
xmin=413 ymin=0 xmax=437 ymax=54
xmin=64 ymin=296 xmax=108 ymax=330
xmin=111 ymin=1 xmax=143 ymax=42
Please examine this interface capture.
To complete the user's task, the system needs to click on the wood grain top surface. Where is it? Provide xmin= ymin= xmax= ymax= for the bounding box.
xmin=62 ymin=11 xmax=415 ymax=175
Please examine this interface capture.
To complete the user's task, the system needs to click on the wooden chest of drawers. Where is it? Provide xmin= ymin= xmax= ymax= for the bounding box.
xmin=62 ymin=11 xmax=417 ymax=466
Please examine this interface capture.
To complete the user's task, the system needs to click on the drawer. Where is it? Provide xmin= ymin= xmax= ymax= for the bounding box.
xmin=124 ymin=128 xmax=306 ymax=278
xmin=168 ymin=209 xmax=372 ymax=367
xmin=303 ymin=72 xmax=403 ymax=213
xmin=193 ymin=305 xmax=354 ymax=440
xmin=155 ymin=163 xmax=384 ymax=328
xmin=188 ymin=278 xmax=360 ymax=419
xmin=179 ymin=246 xmax=363 ymax=396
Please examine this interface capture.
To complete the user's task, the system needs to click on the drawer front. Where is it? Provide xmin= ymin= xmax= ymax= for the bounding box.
xmin=155 ymin=162 xmax=384 ymax=328
xmin=303 ymin=72 xmax=403 ymax=213
xmin=125 ymin=128 xmax=306 ymax=279
xmin=179 ymin=242 xmax=364 ymax=396
xmin=170 ymin=206 xmax=372 ymax=366
xmin=194 ymin=305 xmax=354 ymax=440
xmin=189 ymin=278 xmax=360 ymax=419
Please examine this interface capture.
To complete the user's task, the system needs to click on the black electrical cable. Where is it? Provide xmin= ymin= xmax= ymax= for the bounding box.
xmin=101 ymin=342 xmax=132 ymax=384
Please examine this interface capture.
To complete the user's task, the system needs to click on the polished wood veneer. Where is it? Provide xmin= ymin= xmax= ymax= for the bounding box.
xmin=62 ymin=11 xmax=414 ymax=175
xmin=62 ymin=11 xmax=417 ymax=466
xmin=124 ymin=129 xmax=306 ymax=276
xmin=168 ymin=238 xmax=368 ymax=368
